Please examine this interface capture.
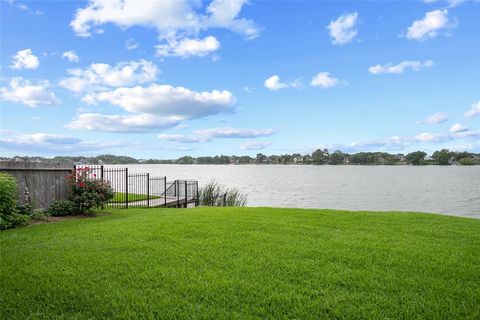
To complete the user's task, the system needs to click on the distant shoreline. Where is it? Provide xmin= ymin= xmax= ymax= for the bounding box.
xmin=3 ymin=148 xmax=480 ymax=166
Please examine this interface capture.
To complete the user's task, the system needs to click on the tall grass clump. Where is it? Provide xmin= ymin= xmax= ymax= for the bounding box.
xmin=199 ymin=180 xmax=247 ymax=207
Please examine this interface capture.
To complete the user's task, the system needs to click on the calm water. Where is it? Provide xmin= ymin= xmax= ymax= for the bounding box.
xmin=112 ymin=165 xmax=480 ymax=218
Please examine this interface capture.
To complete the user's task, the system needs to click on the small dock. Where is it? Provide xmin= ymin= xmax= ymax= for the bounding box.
xmin=112 ymin=195 xmax=198 ymax=208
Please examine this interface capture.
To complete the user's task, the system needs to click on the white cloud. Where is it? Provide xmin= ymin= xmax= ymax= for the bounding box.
xmin=316 ymin=136 xmax=407 ymax=153
xmin=71 ymin=0 xmax=197 ymax=37
xmin=240 ymin=141 xmax=272 ymax=150
xmin=158 ymin=127 xmax=276 ymax=143
xmin=203 ymin=0 xmax=259 ymax=39
xmin=349 ymin=136 xmax=406 ymax=151
xmin=310 ymin=72 xmax=340 ymax=88
xmin=414 ymin=132 xmax=451 ymax=143
xmin=10 ymin=49 xmax=39 ymax=70
xmin=6 ymin=0 xmax=42 ymax=14
xmin=62 ymin=50 xmax=80 ymax=62
xmin=369 ymin=60 xmax=434 ymax=74
xmin=464 ymin=101 xmax=480 ymax=118
xmin=264 ymin=75 xmax=287 ymax=90
xmin=83 ymin=84 xmax=236 ymax=120
xmin=425 ymin=112 xmax=448 ymax=124
xmin=70 ymin=0 xmax=258 ymax=40
xmin=157 ymin=134 xmax=209 ymax=143
xmin=406 ymin=9 xmax=455 ymax=41
xmin=423 ymin=0 xmax=469 ymax=8
xmin=125 ymin=38 xmax=139 ymax=50
xmin=413 ymin=130 xmax=479 ymax=144
xmin=0 ymin=132 xmax=119 ymax=154
xmin=194 ymin=127 xmax=276 ymax=139
xmin=6 ymin=0 xmax=29 ymax=11
xmin=326 ymin=12 xmax=358 ymax=45
xmin=264 ymin=75 xmax=301 ymax=91
xmin=156 ymin=36 xmax=220 ymax=57
xmin=453 ymin=130 xmax=480 ymax=139
xmin=0 ymin=78 xmax=60 ymax=107
xmin=315 ymin=128 xmax=480 ymax=153
xmin=450 ymin=123 xmax=468 ymax=133
xmin=58 ymin=59 xmax=158 ymax=93
xmin=11 ymin=133 xmax=81 ymax=144
xmin=66 ymin=113 xmax=180 ymax=133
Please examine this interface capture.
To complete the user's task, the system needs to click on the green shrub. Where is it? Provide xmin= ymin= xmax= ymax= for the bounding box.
xmin=30 ymin=209 xmax=50 ymax=220
xmin=199 ymin=180 xmax=247 ymax=207
xmin=46 ymin=200 xmax=75 ymax=216
xmin=17 ymin=203 xmax=33 ymax=216
xmin=0 ymin=173 xmax=29 ymax=230
xmin=66 ymin=167 xmax=114 ymax=214
xmin=459 ymin=157 xmax=478 ymax=165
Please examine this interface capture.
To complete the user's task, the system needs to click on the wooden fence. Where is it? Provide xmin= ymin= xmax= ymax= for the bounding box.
xmin=0 ymin=162 xmax=73 ymax=209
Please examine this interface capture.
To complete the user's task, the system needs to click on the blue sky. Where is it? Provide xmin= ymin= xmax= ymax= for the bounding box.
xmin=0 ymin=0 xmax=479 ymax=158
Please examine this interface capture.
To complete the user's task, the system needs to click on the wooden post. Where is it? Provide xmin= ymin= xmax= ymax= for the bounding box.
xmin=125 ymin=168 xmax=129 ymax=209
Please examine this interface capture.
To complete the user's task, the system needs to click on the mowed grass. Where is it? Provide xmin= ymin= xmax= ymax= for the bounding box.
xmin=1 ymin=207 xmax=479 ymax=319
xmin=110 ymin=192 xmax=160 ymax=203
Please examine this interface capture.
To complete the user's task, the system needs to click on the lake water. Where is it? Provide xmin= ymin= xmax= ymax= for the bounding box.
xmin=112 ymin=165 xmax=480 ymax=218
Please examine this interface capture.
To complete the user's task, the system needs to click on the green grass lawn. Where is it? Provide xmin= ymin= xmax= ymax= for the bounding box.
xmin=1 ymin=207 xmax=479 ymax=319
xmin=109 ymin=192 xmax=160 ymax=203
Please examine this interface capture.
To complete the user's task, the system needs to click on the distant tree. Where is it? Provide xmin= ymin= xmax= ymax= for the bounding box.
xmin=219 ymin=155 xmax=230 ymax=164
xmin=278 ymin=154 xmax=293 ymax=164
xmin=406 ymin=151 xmax=427 ymax=165
xmin=350 ymin=152 xmax=367 ymax=164
xmin=236 ymin=156 xmax=253 ymax=164
xmin=255 ymin=153 xmax=268 ymax=164
xmin=432 ymin=149 xmax=452 ymax=165
xmin=329 ymin=150 xmax=345 ymax=165
xmin=459 ymin=157 xmax=478 ymax=165
xmin=268 ymin=155 xmax=279 ymax=164
xmin=312 ymin=148 xmax=329 ymax=164
xmin=452 ymin=151 xmax=472 ymax=162
xmin=176 ymin=156 xmax=194 ymax=164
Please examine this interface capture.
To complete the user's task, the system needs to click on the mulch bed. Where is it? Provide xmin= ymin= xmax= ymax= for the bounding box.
xmin=30 ymin=214 xmax=99 ymax=225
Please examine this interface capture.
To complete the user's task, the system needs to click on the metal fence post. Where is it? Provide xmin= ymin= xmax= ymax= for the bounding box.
xmin=195 ymin=181 xmax=199 ymax=207
xmin=176 ymin=180 xmax=180 ymax=208
xmin=164 ymin=177 xmax=167 ymax=207
xmin=146 ymin=173 xmax=150 ymax=208
xmin=125 ymin=168 xmax=129 ymax=209
xmin=184 ymin=180 xmax=188 ymax=208
xmin=223 ymin=193 xmax=227 ymax=206
xmin=100 ymin=165 xmax=104 ymax=210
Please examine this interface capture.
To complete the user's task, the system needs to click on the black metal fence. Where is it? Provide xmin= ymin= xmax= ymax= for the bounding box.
xmin=74 ymin=165 xmax=198 ymax=209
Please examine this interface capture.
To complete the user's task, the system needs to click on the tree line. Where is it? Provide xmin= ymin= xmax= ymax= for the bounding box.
xmin=2 ymin=149 xmax=479 ymax=166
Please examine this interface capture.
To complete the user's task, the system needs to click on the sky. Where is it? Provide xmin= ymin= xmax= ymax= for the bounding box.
xmin=0 ymin=0 xmax=479 ymax=159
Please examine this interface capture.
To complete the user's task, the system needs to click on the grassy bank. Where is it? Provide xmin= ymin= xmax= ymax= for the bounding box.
xmin=1 ymin=207 xmax=479 ymax=319
xmin=110 ymin=192 xmax=160 ymax=203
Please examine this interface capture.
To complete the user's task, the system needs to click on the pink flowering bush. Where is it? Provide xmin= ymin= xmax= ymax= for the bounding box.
xmin=66 ymin=167 xmax=114 ymax=214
